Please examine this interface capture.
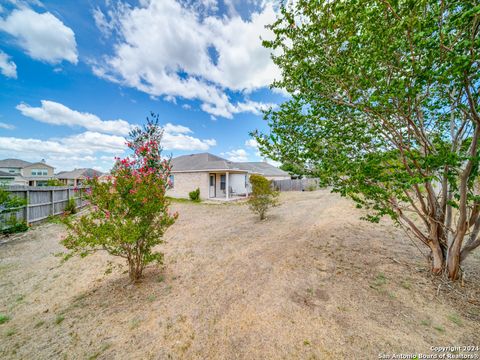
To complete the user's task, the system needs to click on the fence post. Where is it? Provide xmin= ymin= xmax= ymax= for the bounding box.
xmin=51 ymin=189 xmax=55 ymax=216
xmin=25 ymin=189 xmax=30 ymax=224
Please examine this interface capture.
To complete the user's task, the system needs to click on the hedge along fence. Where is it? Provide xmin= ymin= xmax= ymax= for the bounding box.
xmin=1 ymin=185 xmax=89 ymax=227
xmin=271 ymin=178 xmax=320 ymax=192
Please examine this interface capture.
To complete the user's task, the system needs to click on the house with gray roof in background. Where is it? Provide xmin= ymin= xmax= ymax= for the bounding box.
xmin=55 ymin=168 xmax=103 ymax=187
xmin=0 ymin=158 xmax=55 ymax=186
xmin=167 ymin=153 xmax=290 ymax=201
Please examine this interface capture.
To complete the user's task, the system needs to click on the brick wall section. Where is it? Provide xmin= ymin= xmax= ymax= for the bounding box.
xmin=167 ymin=172 xmax=210 ymax=200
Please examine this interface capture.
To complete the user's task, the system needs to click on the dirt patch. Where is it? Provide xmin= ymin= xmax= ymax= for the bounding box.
xmin=0 ymin=190 xmax=479 ymax=359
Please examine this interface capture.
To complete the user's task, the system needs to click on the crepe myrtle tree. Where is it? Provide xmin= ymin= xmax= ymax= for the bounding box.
xmin=254 ymin=0 xmax=480 ymax=280
xmin=61 ymin=114 xmax=178 ymax=282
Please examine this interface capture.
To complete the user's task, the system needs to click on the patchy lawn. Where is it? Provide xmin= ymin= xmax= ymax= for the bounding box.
xmin=0 ymin=190 xmax=479 ymax=359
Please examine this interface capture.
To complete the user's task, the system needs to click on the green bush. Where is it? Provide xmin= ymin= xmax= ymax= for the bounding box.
xmin=1 ymin=217 xmax=28 ymax=234
xmin=248 ymin=174 xmax=279 ymax=220
xmin=189 ymin=188 xmax=201 ymax=202
xmin=64 ymin=198 xmax=77 ymax=215
xmin=46 ymin=179 xmax=63 ymax=186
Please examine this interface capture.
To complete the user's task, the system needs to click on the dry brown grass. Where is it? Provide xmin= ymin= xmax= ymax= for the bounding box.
xmin=0 ymin=190 xmax=479 ymax=359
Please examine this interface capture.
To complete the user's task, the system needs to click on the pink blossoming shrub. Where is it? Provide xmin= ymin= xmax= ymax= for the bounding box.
xmin=61 ymin=114 xmax=177 ymax=282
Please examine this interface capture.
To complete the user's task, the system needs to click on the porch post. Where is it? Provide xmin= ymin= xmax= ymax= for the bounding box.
xmin=226 ymin=171 xmax=229 ymax=200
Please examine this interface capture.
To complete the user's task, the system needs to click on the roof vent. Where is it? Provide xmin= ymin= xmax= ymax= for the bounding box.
xmin=41 ymin=158 xmax=46 ymax=163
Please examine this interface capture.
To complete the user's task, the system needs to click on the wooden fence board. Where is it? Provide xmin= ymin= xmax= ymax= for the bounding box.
xmin=1 ymin=186 xmax=88 ymax=229
xmin=272 ymin=178 xmax=320 ymax=192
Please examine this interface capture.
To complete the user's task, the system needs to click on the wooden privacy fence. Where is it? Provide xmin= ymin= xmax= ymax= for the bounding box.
xmin=1 ymin=185 xmax=89 ymax=226
xmin=272 ymin=178 xmax=320 ymax=192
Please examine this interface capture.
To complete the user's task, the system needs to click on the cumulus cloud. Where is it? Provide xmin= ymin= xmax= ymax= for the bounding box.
xmin=223 ymin=148 xmax=248 ymax=162
xmin=162 ymin=123 xmax=216 ymax=151
xmin=92 ymin=0 xmax=280 ymax=118
xmin=0 ymin=8 xmax=78 ymax=64
xmin=0 ymin=50 xmax=17 ymax=78
xmin=0 ymin=122 xmax=15 ymax=130
xmin=17 ymin=100 xmax=134 ymax=136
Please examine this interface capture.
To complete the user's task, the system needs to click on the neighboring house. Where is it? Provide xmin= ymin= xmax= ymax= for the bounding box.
xmin=0 ymin=170 xmax=26 ymax=186
xmin=56 ymin=168 xmax=103 ymax=186
xmin=167 ymin=153 xmax=290 ymax=201
xmin=0 ymin=158 xmax=54 ymax=186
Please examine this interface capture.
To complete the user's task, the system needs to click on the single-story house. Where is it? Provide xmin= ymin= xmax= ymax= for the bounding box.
xmin=166 ymin=153 xmax=290 ymax=201
xmin=56 ymin=168 xmax=103 ymax=186
xmin=0 ymin=158 xmax=55 ymax=186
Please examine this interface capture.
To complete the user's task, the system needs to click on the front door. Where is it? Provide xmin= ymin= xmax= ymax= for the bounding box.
xmin=209 ymin=174 xmax=216 ymax=198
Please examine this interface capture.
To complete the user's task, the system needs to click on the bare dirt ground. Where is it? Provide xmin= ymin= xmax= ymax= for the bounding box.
xmin=1 ymin=190 xmax=479 ymax=359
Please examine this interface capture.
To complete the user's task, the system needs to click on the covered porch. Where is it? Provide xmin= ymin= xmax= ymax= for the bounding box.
xmin=207 ymin=171 xmax=250 ymax=200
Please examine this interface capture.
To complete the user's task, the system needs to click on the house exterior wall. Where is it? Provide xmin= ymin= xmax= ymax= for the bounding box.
xmin=0 ymin=167 xmax=21 ymax=175
xmin=167 ymin=172 xmax=210 ymax=200
xmin=22 ymin=164 xmax=54 ymax=177
xmin=0 ymin=176 xmax=27 ymax=186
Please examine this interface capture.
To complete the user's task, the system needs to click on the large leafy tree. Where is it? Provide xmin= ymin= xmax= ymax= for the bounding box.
xmin=254 ymin=0 xmax=480 ymax=280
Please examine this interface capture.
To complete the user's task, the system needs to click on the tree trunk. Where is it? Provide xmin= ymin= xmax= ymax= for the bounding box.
xmin=128 ymin=259 xmax=143 ymax=283
xmin=446 ymin=240 xmax=462 ymax=280
xmin=428 ymin=241 xmax=444 ymax=274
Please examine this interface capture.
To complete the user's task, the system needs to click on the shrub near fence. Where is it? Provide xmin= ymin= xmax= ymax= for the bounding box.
xmin=0 ymin=186 xmax=88 ymax=227
xmin=272 ymin=178 xmax=320 ymax=192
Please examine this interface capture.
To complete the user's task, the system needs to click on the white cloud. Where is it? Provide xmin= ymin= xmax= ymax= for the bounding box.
xmin=17 ymin=100 xmax=134 ymax=135
xmin=223 ymin=148 xmax=248 ymax=162
xmin=245 ymin=138 xmax=258 ymax=148
xmin=0 ymin=121 xmax=15 ymax=130
xmin=163 ymin=123 xmax=192 ymax=134
xmin=0 ymin=8 xmax=78 ymax=64
xmin=0 ymin=50 xmax=17 ymax=78
xmin=0 ymin=131 xmax=126 ymax=172
xmin=92 ymin=0 xmax=280 ymax=118
xmin=162 ymin=123 xmax=216 ymax=151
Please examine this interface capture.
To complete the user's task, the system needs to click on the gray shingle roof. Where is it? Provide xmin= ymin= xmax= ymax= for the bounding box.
xmin=0 ymin=159 xmax=32 ymax=168
xmin=170 ymin=153 xmax=289 ymax=177
xmin=56 ymin=168 xmax=103 ymax=179
xmin=236 ymin=162 xmax=290 ymax=177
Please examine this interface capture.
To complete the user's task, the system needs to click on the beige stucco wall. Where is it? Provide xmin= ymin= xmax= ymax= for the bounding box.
xmin=22 ymin=163 xmax=54 ymax=177
xmin=167 ymin=172 xmax=210 ymax=200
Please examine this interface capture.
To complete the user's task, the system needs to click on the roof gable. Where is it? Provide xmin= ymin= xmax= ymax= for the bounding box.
xmin=0 ymin=158 xmax=32 ymax=168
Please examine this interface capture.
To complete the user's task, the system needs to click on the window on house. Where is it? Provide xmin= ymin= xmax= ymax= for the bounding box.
xmin=31 ymin=169 xmax=48 ymax=176
xmin=8 ymin=169 xmax=16 ymax=173
xmin=169 ymin=175 xmax=174 ymax=188
xmin=220 ymin=174 xmax=226 ymax=190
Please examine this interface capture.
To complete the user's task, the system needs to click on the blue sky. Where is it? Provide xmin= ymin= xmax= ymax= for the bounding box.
xmin=0 ymin=0 xmax=285 ymax=172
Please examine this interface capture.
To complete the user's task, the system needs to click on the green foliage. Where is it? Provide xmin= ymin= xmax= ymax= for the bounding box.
xmin=1 ymin=215 xmax=28 ymax=235
xmin=46 ymin=179 xmax=63 ymax=186
xmin=248 ymin=174 xmax=279 ymax=220
xmin=0 ymin=188 xmax=28 ymax=234
xmin=280 ymin=162 xmax=307 ymax=177
xmin=255 ymin=0 xmax=480 ymax=278
xmin=64 ymin=198 xmax=77 ymax=215
xmin=0 ymin=314 xmax=10 ymax=324
xmin=60 ymin=114 xmax=178 ymax=282
xmin=188 ymin=188 xmax=201 ymax=202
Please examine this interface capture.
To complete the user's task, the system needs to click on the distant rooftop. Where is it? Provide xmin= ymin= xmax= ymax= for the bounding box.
xmin=0 ymin=158 xmax=53 ymax=168
xmin=0 ymin=158 xmax=33 ymax=168
xmin=56 ymin=168 xmax=103 ymax=179
xmin=170 ymin=153 xmax=289 ymax=177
